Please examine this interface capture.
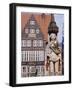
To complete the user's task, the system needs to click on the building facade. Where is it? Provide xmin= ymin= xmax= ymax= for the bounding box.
xmin=21 ymin=15 xmax=46 ymax=77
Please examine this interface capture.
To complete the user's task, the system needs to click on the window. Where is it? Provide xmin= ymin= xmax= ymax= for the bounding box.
xmin=22 ymin=51 xmax=23 ymax=61
xmin=33 ymin=40 xmax=43 ymax=47
xmin=38 ymin=40 xmax=43 ymax=47
xmin=36 ymin=51 xmax=39 ymax=61
xmin=22 ymin=51 xmax=26 ymax=61
xmin=39 ymin=51 xmax=44 ymax=61
xmin=36 ymin=29 xmax=39 ymax=33
xmin=32 ymin=51 xmax=35 ymax=61
xmin=25 ymin=28 xmax=28 ymax=33
xmin=27 ymin=51 xmax=29 ymax=61
xmin=29 ymin=51 xmax=35 ymax=61
xmin=29 ymin=66 xmax=36 ymax=73
xmin=30 ymin=20 xmax=35 ymax=25
xmin=28 ymin=33 xmax=36 ymax=37
xmin=27 ymin=40 xmax=31 ymax=47
xmin=40 ymin=66 xmax=44 ymax=75
xmin=33 ymin=40 xmax=37 ymax=47
xmin=30 ymin=29 xmax=35 ymax=33
xmin=34 ymin=51 xmax=36 ymax=61
xmin=22 ymin=40 xmax=26 ymax=47
xmin=23 ymin=67 xmax=26 ymax=72
xmin=36 ymin=66 xmax=40 ymax=76
xmin=29 ymin=51 xmax=30 ymax=61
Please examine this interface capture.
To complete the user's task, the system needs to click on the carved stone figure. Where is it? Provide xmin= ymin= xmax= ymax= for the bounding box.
xmin=45 ymin=14 xmax=62 ymax=76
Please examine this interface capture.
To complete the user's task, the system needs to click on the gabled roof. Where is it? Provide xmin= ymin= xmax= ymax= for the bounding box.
xmin=22 ymin=14 xmax=44 ymax=40
xmin=24 ymin=14 xmax=40 ymax=29
xmin=21 ymin=13 xmax=51 ymax=41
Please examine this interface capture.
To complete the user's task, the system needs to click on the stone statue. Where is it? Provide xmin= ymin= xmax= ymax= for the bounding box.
xmin=46 ymin=33 xmax=62 ymax=76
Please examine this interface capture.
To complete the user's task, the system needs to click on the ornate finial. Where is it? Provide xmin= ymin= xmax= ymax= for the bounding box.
xmin=51 ymin=14 xmax=55 ymax=22
xmin=30 ymin=14 xmax=35 ymax=21
xmin=48 ymin=14 xmax=59 ymax=35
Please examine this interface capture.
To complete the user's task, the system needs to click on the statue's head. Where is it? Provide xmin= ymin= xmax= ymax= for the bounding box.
xmin=49 ymin=33 xmax=58 ymax=48
xmin=49 ymin=33 xmax=56 ymax=41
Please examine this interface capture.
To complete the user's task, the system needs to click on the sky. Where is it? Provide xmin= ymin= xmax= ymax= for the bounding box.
xmin=54 ymin=14 xmax=64 ymax=43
